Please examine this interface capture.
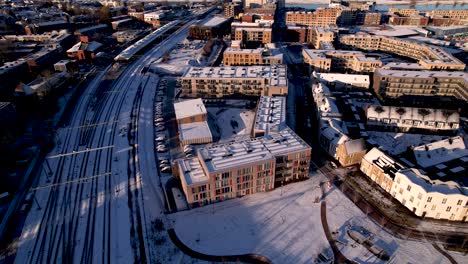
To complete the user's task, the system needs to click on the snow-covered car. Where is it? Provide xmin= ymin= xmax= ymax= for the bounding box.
xmin=156 ymin=126 xmax=165 ymax=132
xmin=161 ymin=166 xmax=171 ymax=173
xmin=156 ymin=136 xmax=165 ymax=142
xmin=185 ymin=153 xmax=193 ymax=158
xmin=155 ymin=118 xmax=164 ymax=123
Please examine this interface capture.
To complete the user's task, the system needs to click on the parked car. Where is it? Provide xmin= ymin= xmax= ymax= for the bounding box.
xmin=155 ymin=118 xmax=164 ymax=123
xmin=161 ymin=166 xmax=171 ymax=173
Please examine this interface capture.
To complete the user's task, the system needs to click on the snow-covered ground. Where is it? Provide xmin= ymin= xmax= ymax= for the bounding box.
xmin=170 ymin=168 xmax=460 ymax=264
xmin=207 ymin=107 xmax=255 ymax=143
xmin=13 ymin=12 xmax=219 ymax=264
xmin=169 ymin=175 xmax=329 ymax=263
xmin=367 ymin=131 xmax=447 ymax=156
xmin=325 ymin=187 xmax=456 ymax=264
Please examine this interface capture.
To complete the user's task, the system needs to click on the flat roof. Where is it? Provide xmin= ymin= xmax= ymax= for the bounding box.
xmin=174 ymin=98 xmax=207 ymax=120
xmin=179 ymin=158 xmax=210 ymax=186
xmin=198 ymin=127 xmax=310 ymax=173
xmin=317 ymin=73 xmax=369 ymax=86
xmin=182 ymin=65 xmax=287 ymax=87
xmin=397 ymin=168 xmax=467 ymax=195
xmin=375 ymin=69 xmax=468 ymax=81
xmin=254 ymin=96 xmax=286 ymax=133
xmin=180 ymin=121 xmax=212 ymax=142
xmin=202 ymin=16 xmax=229 ymax=27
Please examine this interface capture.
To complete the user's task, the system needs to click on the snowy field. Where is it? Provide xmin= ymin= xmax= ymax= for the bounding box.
xmin=169 ymin=175 xmax=330 ymax=263
xmin=367 ymin=131 xmax=447 ymax=155
xmin=207 ymin=107 xmax=255 ymax=143
xmin=325 ymin=187 xmax=457 ymax=264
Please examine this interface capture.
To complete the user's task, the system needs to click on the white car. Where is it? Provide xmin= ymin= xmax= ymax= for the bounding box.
xmin=161 ymin=166 xmax=171 ymax=173
xmin=156 ymin=136 xmax=165 ymax=142
xmin=155 ymin=118 xmax=164 ymax=123
xmin=157 ymin=147 xmax=166 ymax=153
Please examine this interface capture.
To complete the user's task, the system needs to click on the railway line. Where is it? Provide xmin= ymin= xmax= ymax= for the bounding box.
xmin=14 ymin=9 xmax=217 ymax=264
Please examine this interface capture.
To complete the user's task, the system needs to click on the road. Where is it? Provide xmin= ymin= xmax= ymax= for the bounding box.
xmin=13 ymin=11 xmax=215 ymax=264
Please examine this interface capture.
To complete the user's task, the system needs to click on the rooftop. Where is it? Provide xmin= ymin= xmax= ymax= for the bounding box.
xmin=179 ymin=158 xmax=210 ymax=186
xmin=198 ymin=127 xmax=310 ymax=173
xmin=182 ymin=65 xmax=287 ymax=87
xmin=317 ymin=73 xmax=370 ymax=86
xmin=375 ymin=69 xmax=468 ymax=82
xmin=397 ymin=168 xmax=467 ymax=195
xmin=363 ymin=147 xmax=404 ymax=179
xmin=366 ymin=105 xmax=459 ymax=126
xmin=412 ymin=136 xmax=468 ymax=168
xmin=174 ymin=98 xmax=207 ymax=120
xmin=180 ymin=121 xmax=212 ymax=142
xmin=254 ymin=96 xmax=286 ymax=133
xmin=202 ymin=16 xmax=229 ymax=27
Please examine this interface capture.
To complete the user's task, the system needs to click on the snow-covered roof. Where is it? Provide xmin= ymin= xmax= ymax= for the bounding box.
xmin=317 ymin=73 xmax=369 ymax=87
xmin=363 ymin=148 xmax=404 ymax=178
xmin=366 ymin=105 xmax=459 ymax=126
xmin=202 ymin=16 xmax=229 ymax=27
xmin=344 ymin=139 xmax=366 ymax=155
xmin=412 ymin=136 xmax=468 ymax=168
xmin=174 ymin=98 xmax=207 ymax=120
xmin=182 ymin=65 xmax=287 ymax=87
xmin=179 ymin=121 xmax=212 ymax=142
xmin=375 ymin=69 xmax=468 ymax=81
xmin=254 ymin=96 xmax=286 ymax=133
xmin=178 ymin=158 xmax=210 ymax=186
xmin=397 ymin=168 xmax=467 ymax=195
xmin=198 ymin=127 xmax=310 ymax=173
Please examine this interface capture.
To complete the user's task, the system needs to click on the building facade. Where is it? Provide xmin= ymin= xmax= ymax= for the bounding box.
xmin=391 ymin=169 xmax=468 ymax=221
xmin=223 ymin=47 xmax=283 ymax=66
xmin=373 ymin=69 xmax=468 ymax=101
xmin=286 ymin=8 xmax=340 ymax=27
xmin=365 ymin=105 xmax=460 ymax=132
xmin=303 ymin=49 xmax=382 ymax=73
xmin=234 ymin=27 xmax=272 ymax=44
xmin=360 ymin=148 xmax=404 ymax=192
xmin=177 ymin=128 xmax=311 ymax=207
xmin=181 ymin=65 xmax=288 ymax=98
xmin=340 ymin=34 xmax=466 ymax=71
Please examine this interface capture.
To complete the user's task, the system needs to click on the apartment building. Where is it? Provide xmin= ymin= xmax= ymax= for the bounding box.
xmin=316 ymin=73 xmax=370 ymax=89
xmin=252 ymin=96 xmax=286 ymax=137
xmin=313 ymin=82 xmax=367 ymax=167
xmin=427 ymin=10 xmax=468 ymax=20
xmin=181 ymin=65 xmax=288 ymax=98
xmin=224 ymin=3 xmax=242 ymax=18
xmin=286 ymin=8 xmax=340 ymax=27
xmin=284 ymin=26 xmax=334 ymax=46
xmin=303 ymin=49 xmax=382 ymax=73
xmin=388 ymin=8 xmax=419 ymax=17
xmin=356 ymin=12 xmax=381 ymax=26
xmin=234 ymin=27 xmax=272 ymax=44
xmin=360 ymin=148 xmax=404 ymax=192
xmin=174 ymin=99 xmax=212 ymax=146
xmin=389 ymin=15 xmax=429 ymax=27
xmin=231 ymin=21 xmax=273 ymax=35
xmin=392 ymin=168 xmax=468 ymax=221
xmin=373 ymin=69 xmax=468 ymax=102
xmin=177 ymin=127 xmax=311 ymax=207
xmin=360 ymin=136 xmax=468 ymax=221
xmin=340 ymin=34 xmax=466 ymax=71
xmin=366 ymin=105 xmax=460 ymax=132
xmin=189 ymin=16 xmax=231 ymax=40
xmin=223 ymin=47 xmax=283 ymax=66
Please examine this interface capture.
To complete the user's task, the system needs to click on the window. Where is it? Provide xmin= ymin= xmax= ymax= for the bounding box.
xmin=431 ymin=205 xmax=436 ymax=210
xmin=396 ymin=177 xmax=400 ymax=184
xmin=442 ymin=198 xmax=447 ymax=204
xmin=427 ymin=197 xmax=432 ymax=203
xmin=457 ymin=200 xmax=463 ymax=206
xmin=193 ymin=194 xmax=198 ymax=201
xmin=446 ymin=206 xmax=452 ymax=212
xmin=399 ymin=188 xmax=403 ymax=194
xmin=409 ymin=196 xmax=414 ymax=203
xmin=417 ymin=193 xmax=422 ymax=200
xmin=407 ymin=185 xmax=411 ymax=192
